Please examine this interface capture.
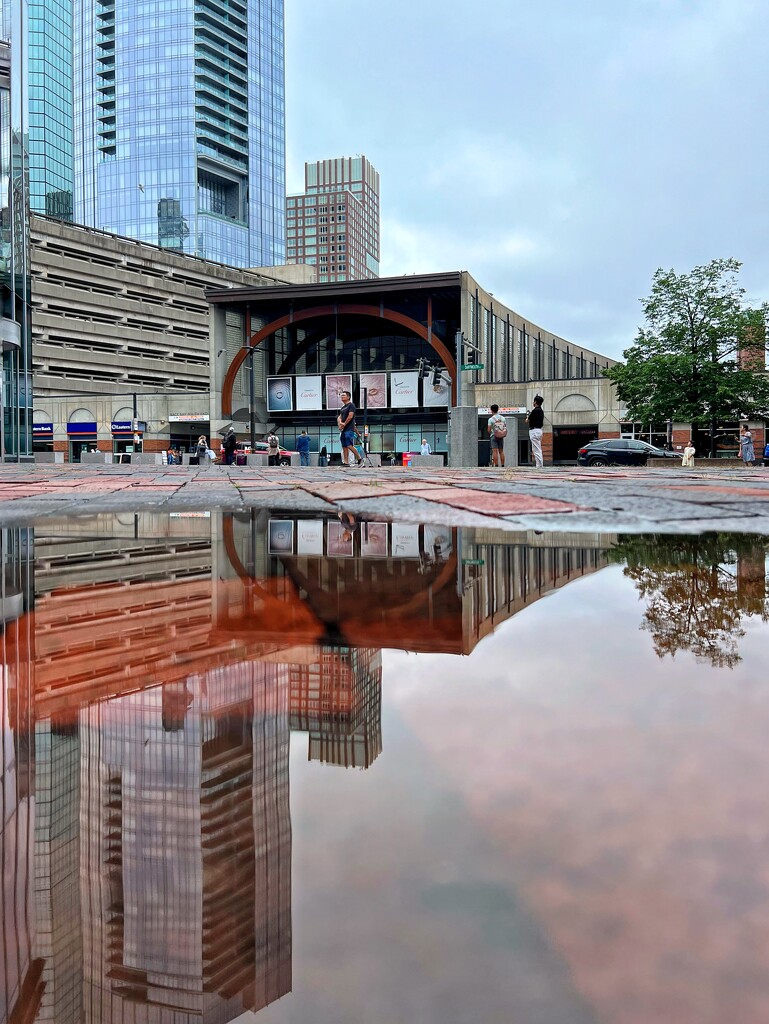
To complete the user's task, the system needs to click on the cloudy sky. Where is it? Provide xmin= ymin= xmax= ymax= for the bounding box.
xmin=285 ymin=0 xmax=769 ymax=359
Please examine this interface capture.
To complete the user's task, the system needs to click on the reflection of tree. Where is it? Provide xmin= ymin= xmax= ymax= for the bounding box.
xmin=610 ymin=535 xmax=769 ymax=668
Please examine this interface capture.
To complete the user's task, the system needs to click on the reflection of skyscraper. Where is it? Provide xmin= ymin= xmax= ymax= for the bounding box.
xmin=79 ymin=661 xmax=291 ymax=1023
xmin=289 ymin=646 xmax=382 ymax=769
xmin=33 ymin=720 xmax=83 ymax=1024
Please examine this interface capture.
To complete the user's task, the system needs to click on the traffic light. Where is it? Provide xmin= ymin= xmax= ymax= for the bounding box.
xmin=417 ymin=358 xmax=430 ymax=379
xmin=431 ymin=367 xmax=443 ymax=388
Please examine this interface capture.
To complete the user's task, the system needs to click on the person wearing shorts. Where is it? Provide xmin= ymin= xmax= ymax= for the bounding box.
xmin=337 ymin=391 xmax=363 ymax=467
xmin=487 ymin=404 xmax=507 ymax=468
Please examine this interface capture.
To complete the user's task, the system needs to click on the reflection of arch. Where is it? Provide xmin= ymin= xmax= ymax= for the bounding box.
xmin=222 ymin=304 xmax=457 ymax=415
xmin=113 ymin=405 xmax=134 ymax=421
xmin=33 ymin=409 xmax=52 ymax=424
xmin=554 ymin=393 xmax=596 ymax=413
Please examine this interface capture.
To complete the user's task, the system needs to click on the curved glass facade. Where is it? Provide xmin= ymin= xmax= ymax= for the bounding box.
xmin=73 ymin=0 xmax=284 ymax=267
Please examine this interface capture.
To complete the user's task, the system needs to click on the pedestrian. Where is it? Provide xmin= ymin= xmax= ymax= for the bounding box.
xmin=166 ymin=445 xmax=177 ymax=465
xmin=337 ymin=390 xmax=363 ymax=467
xmin=222 ymin=426 xmax=237 ymax=466
xmin=681 ymin=439 xmax=696 ymax=468
xmin=420 ymin=438 xmax=432 ymax=455
xmin=318 ymin=445 xmax=328 ymax=467
xmin=266 ymin=430 xmax=280 ymax=466
xmin=196 ymin=435 xmax=208 ymax=464
xmin=133 ymin=431 xmax=142 ymax=453
xmin=740 ymin=424 xmax=756 ymax=466
xmin=487 ymin=403 xmax=507 ymax=468
xmin=526 ymin=395 xmax=544 ymax=468
xmin=296 ymin=429 xmax=311 ymax=466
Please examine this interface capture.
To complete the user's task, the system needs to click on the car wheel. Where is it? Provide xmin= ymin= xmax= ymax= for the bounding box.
xmin=588 ymin=457 xmax=609 ymax=467
xmin=279 ymin=457 xmax=291 ymax=466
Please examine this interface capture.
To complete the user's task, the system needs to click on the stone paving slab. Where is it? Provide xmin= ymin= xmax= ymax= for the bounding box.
xmin=2 ymin=463 xmax=769 ymax=534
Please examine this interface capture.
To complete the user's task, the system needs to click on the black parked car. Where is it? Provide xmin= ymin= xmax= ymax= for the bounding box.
xmin=577 ymin=438 xmax=680 ymax=467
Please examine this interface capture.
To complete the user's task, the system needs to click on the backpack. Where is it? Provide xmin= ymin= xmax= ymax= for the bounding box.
xmin=492 ymin=418 xmax=507 ymax=439
xmin=267 ymin=435 xmax=279 ymax=450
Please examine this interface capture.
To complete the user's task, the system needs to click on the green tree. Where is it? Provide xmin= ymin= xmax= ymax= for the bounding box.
xmin=605 ymin=259 xmax=769 ymax=429
xmin=609 ymin=534 xmax=769 ymax=668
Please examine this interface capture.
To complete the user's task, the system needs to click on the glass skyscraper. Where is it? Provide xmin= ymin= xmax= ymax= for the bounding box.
xmin=0 ymin=13 xmax=33 ymax=462
xmin=73 ymin=0 xmax=285 ymax=267
xmin=29 ymin=0 xmax=73 ymax=219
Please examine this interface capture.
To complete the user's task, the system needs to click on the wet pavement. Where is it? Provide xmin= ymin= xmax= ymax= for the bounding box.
xmin=2 ymin=505 xmax=769 ymax=1023
xmin=2 ymin=462 xmax=769 ymax=532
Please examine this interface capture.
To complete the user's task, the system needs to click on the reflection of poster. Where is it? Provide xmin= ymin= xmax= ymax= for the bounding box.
xmin=267 ymin=377 xmax=293 ymax=412
xmin=296 ymin=519 xmax=324 ymax=555
xmin=360 ymin=522 xmax=388 ymax=558
xmin=327 ymin=521 xmax=354 ymax=557
xmin=391 ymin=371 xmax=419 ymax=407
xmin=423 ymin=372 xmax=450 ymax=407
xmin=268 ymin=520 xmax=294 ymax=554
xmin=391 ymin=523 xmax=420 ymax=558
xmin=325 ymin=374 xmax=353 ymax=410
xmin=424 ymin=525 xmax=453 ymax=560
xmin=296 ymin=375 xmax=323 ymax=411
xmin=359 ymin=372 xmax=387 ymax=410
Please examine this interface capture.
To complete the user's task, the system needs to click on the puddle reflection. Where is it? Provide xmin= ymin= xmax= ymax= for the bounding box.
xmin=1 ymin=516 xmax=768 ymax=1024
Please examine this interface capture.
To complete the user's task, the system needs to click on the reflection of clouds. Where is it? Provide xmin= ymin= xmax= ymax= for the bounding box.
xmin=381 ymin=567 xmax=769 ymax=1024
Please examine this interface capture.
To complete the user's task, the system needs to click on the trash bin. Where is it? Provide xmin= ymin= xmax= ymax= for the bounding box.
xmin=402 ymin=452 xmax=416 ymax=467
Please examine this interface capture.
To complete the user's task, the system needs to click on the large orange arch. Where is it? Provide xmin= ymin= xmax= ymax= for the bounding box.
xmin=221 ymin=303 xmax=456 ymax=416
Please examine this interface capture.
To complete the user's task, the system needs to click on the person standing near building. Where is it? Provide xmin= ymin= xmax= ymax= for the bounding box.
xmin=337 ymin=391 xmax=363 ymax=467
xmin=222 ymin=426 xmax=237 ymax=466
xmin=318 ymin=445 xmax=328 ymax=467
xmin=266 ymin=431 xmax=280 ymax=466
xmin=297 ymin=429 xmax=311 ymax=466
xmin=740 ymin=424 xmax=756 ymax=466
xmin=420 ymin=439 xmax=432 ymax=456
xmin=526 ymin=396 xmax=545 ymax=468
xmin=487 ymin=404 xmax=507 ymax=468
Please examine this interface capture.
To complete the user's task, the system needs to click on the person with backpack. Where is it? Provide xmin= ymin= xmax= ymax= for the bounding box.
xmin=487 ymin=403 xmax=508 ymax=468
xmin=526 ymin=395 xmax=545 ymax=468
xmin=266 ymin=431 xmax=280 ymax=466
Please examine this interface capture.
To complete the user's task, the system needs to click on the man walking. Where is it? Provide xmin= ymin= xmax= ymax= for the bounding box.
xmin=526 ymin=395 xmax=545 ymax=468
xmin=487 ymin=404 xmax=507 ymax=468
xmin=296 ymin=429 xmax=311 ymax=467
xmin=337 ymin=391 xmax=363 ymax=467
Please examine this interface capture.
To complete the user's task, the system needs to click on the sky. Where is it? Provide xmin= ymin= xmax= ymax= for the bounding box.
xmin=284 ymin=0 xmax=769 ymax=360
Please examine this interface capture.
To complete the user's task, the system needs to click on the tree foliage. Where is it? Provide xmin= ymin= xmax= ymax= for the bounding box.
xmin=605 ymin=259 xmax=769 ymax=425
xmin=609 ymin=534 xmax=769 ymax=668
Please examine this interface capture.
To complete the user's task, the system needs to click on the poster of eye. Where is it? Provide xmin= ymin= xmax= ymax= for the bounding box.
xmin=268 ymin=520 xmax=294 ymax=554
xmin=325 ymin=374 xmax=353 ymax=409
xmin=296 ymin=375 xmax=323 ymax=410
xmin=267 ymin=377 xmax=293 ymax=413
xmin=390 ymin=371 xmax=419 ymax=408
xmin=358 ymin=372 xmax=387 ymax=409
xmin=422 ymin=369 xmax=450 ymax=407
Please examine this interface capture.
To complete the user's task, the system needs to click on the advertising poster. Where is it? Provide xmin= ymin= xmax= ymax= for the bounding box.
xmin=327 ymin=521 xmax=354 ymax=557
xmin=391 ymin=371 xmax=419 ymax=408
xmin=359 ymin=372 xmax=387 ymax=410
xmin=390 ymin=523 xmax=420 ymax=559
xmin=360 ymin=522 xmax=388 ymax=558
xmin=424 ymin=524 xmax=453 ymax=560
xmin=423 ymin=371 xmax=450 ymax=407
xmin=268 ymin=520 xmax=294 ymax=554
xmin=296 ymin=519 xmax=324 ymax=556
xmin=267 ymin=377 xmax=293 ymax=413
xmin=325 ymin=374 xmax=353 ymax=410
xmin=296 ymin=375 xmax=323 ymax=411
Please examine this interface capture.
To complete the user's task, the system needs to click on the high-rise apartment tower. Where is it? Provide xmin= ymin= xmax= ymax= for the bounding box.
xmin=72 ymin=0 xmax=286 ymax=266
xmin=287 ymin=155 xmax=380 ymax=282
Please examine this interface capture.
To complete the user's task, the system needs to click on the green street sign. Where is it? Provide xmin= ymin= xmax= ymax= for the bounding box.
xmin=461 ymin=363 xmax=484 ymax=371
xmin=462 ymin=558 xmax=485 ymax=566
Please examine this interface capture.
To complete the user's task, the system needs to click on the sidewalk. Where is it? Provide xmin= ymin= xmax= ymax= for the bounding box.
xmin=1 ymin=463 xmax=769 ymax=533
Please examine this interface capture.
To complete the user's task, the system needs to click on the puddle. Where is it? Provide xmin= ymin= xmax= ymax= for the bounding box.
xmin=1 ymin=515 xmax=768 ymax=1024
